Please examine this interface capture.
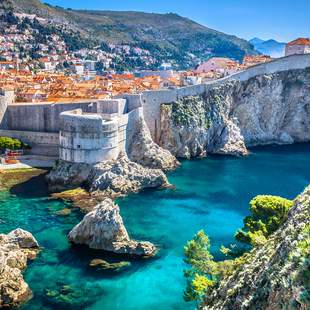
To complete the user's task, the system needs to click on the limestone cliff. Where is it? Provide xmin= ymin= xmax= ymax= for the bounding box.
xmin=127 ymin=118 xmax=179 ymax=171
xmin=160 ymin=67 xmax=310 ymax=157
xmin=0 ymin=229 xmax=39 ymax=308
xmin=202 ymin=186 xmax=310 ymax=310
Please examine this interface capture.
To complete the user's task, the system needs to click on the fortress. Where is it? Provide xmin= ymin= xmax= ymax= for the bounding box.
xmin=0 ymin=54 xmax=310 ymax=164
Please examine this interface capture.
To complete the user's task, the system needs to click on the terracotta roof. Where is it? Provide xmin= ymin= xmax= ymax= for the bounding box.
xmin=287 ymin=38 xmax=310 ymax=46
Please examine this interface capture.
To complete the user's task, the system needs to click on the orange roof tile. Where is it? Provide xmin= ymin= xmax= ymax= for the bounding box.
xmin=287 ymin=38 xmax=310 ymax=46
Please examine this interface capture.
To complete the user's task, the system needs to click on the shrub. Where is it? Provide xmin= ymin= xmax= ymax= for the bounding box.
xmin=0 ymin=136 xmax=30 ymax=151
xmin=235 ymin=195 xmax=293 ymax=246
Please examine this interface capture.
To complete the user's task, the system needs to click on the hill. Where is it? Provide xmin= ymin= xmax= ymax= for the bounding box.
xmin=249 ymin=37 xmax=286 ymax=58
xmin=0 ymin=0 xmax=258 ymax=70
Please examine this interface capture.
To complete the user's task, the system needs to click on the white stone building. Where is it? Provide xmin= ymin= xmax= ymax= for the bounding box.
xmin=285 ymin=38 xmax=310 ymax=56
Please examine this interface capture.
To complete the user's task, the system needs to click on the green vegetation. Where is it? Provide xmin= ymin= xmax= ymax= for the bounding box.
xmin=0 ymin=136 xmax=30 ymax=151
xmin=183 ymin=230 xmax=249 ymax=302
xmin=235 ymin=195 xmax=293 ymax=246
xmin=171 ymin=97 xmax=209 ymax=128
xmin=183 ymin=194 xmax=294 ymax=302
xmin=0 ymin=0 xmax=258 ymax=69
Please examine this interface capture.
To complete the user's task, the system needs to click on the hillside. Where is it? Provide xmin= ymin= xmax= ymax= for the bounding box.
xmin=249 ymin=37 xmax=286 ymax=58
xmin=0 ymin=0 xmax=258 ymax=69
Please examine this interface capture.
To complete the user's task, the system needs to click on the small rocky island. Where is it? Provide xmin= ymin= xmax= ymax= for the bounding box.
xmin=68 ymin=199 xmax=156 ymax=257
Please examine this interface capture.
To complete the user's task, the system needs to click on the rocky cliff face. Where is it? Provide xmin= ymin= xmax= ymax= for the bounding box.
xmin=202 ymin=186 xmax=310 ymax=310
xmin=68 ymin=199 xmax=156 ymax=257
xmin=0 ymin=229 xmax=39 ymax=308
xmin=160 ymin=68 xmax=310 ymax=158
xmin=127 ymin=118 xmax=179 ymax=171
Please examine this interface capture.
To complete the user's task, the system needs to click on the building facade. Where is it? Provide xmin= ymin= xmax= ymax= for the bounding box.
xmin=285 ymin=38 xmax=310 ymax=56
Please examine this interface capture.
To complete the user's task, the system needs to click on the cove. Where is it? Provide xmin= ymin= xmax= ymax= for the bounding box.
xmin=0 ymin=143 xmax=309 ymax=310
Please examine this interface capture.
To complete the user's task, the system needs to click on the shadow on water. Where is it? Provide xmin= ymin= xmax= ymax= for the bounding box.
xmin=10 ymin=171 xmax=50 ymax=198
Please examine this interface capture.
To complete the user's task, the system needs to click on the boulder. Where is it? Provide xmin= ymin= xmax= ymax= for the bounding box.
xmin=89 ymin=156 xmax=169 ymax=197
xmin=0 ymin=229 xmax=39 ymax=308
xmin=68 ymin=199 xmax=156 ymax=257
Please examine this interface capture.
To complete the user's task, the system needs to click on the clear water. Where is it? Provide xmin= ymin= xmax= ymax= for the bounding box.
xmin=0 ymin=144 xmax=309 ymax=310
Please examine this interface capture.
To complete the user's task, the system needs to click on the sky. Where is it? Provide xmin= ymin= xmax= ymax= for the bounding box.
xmin=45 ymin=0 xmax=310 ymax=42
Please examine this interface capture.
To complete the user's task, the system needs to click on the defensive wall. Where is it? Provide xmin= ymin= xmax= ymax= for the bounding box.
xmin=0 ymin=53 xmax=309 ymax=161
xmin=124 ymin=54 xmax=310 ymax=141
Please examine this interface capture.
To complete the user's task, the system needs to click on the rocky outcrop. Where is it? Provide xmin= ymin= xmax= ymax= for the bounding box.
xmin=68 ymin=199 xmax=156 ymax=257
xmin=127 ymin=118 xmax=179 ymax=171
xmin=89 ymin=156 xmax=169 ymax=197
xmin=202 ymin=186 xmax=310 ymax=310
xmin=46 ymin=160 xmax=92 ymax=192
xmin=160 ymin=68 xmax=310 ymax=157
xmin=47 ymin=156 xmax=169 ymax=196
xmin=0 ymin=229 xmax=39 ymax=308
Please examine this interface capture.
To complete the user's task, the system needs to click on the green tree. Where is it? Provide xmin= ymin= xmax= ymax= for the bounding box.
xmin=0 ymin=137 xmax=30 ymax=152
xmin=235 ymin=195 xmax=293 ymax=246
xmin=183 ymin=230 xmax=216 ymax=302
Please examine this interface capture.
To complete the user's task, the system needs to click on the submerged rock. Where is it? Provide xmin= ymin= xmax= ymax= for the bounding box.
xmin=56 ymin=208 xmax=72 ymax=216
xmin=89 ymin=259 xmax=131 ymax=271
xmin=68 ymin=199 xmax=156 ymax=257
xmin=44 ymin=283 xmax=101 ymax=309
xmin=202 ymin=186 xmax=310 ymax=310
xmin=0 ymin=229 xmax=39 ymax=308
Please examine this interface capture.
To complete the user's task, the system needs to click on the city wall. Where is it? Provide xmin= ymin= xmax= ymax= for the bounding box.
xmin=0 ymin=53 xmax=309 ymax=159
xmin=125 ymin=54 xmax=310 ymax=141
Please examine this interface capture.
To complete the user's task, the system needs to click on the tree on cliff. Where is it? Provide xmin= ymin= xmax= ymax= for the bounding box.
xmin=183 ymin=194 xmax=294 ymax=302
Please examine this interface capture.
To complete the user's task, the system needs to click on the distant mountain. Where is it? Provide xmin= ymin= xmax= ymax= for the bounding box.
xmin=0 ymin=0 xmax=258 ymax=69
xmin=249 ymin=38 xmax=286 ymax=58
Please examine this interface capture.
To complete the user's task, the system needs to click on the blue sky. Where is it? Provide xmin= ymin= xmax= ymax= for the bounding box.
xmin=45 ymin=0 xmax=309 ymax=42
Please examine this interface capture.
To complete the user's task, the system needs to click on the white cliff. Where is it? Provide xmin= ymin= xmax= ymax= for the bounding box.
xmin=159 ymin=67 xmax=310 ymax=157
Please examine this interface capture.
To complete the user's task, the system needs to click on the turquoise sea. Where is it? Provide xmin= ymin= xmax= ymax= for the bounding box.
xmin=0 ymin=144 xmax=309 ymax=310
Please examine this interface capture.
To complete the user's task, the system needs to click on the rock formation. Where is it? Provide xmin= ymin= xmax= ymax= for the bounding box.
xmin=89 ymin=156 xmax=169 ymax=197
xmin=127 ymin=118 xmax=179 ymax=170
xmin=0 ymin=229 xmax=39 ymax=308
xmin=68 ymin=199 xmax=156 ymax=257
xmin=202 ymin=186 xmax=310 ymax=310
xmin=46 ymin=160 xmax=92 ymax=192
xmin=47 ymin=156 xmax=169 ymax=196
xmin=160 ymin=68 xmax=310 ymax=158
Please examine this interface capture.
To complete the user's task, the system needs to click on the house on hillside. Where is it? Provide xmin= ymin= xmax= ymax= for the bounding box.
xmin=195 ymin=57 xmax=240 ymax=76
xmin=285 ymin=38 xmax=310 ymax=56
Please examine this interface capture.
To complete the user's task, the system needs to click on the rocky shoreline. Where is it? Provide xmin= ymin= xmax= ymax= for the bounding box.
xmin=0 ymin=229 xmax=39 ymax=308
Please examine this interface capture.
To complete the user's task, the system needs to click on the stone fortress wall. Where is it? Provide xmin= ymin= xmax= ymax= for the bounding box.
xmin=58 ymin=100 xmax=143 ymax=164
xmin=0 ymin=53 xmax=309 ymax=162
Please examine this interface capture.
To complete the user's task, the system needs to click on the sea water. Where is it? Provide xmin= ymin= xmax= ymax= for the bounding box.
xmin=0 ymin=144 xmax=309 ymax=310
